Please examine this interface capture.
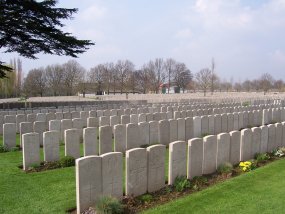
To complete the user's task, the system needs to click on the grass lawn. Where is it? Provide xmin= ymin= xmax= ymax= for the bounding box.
xmin=0 ymin=135 xmax=76 ymax=214
xmin=1 ymin=134 xmax=285 ymax=214
xmin=143 ymin=158 xmax=285 ymax=214
xmin=0 ymin=135 xmax=169 ymax=213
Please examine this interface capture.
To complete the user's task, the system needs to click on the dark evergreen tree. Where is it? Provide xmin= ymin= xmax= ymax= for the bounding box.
xmin=0 ymin=0 xmax=94 ymax=78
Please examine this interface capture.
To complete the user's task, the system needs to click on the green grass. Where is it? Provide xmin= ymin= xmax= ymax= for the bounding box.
xmin=0 ymin=140 xmax=77 ymax=213
xmin=143 ymin=158 xmax=285 ymax=214
xmin=3 ymin=134 xmax=285 ymax=214
xmin=0 ymin=135 xmax=169 ymax=213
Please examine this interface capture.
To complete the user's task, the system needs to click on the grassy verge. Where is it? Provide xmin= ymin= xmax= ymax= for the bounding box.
xmin=0 ymin=135 xmax=169 ymax=213
xmin=2 ymin=134 xmax=285 ymax=214
xmin=143 ymin=158 xmax=285 ymax=214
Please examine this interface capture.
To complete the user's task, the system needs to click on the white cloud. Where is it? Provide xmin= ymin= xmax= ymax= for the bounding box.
xmin=79 ymin=5 xmax=107 ymax=21
xmin=175 ymin=29 xmax=192 ymax=39
xmin=6 ymin=0 xmax=285 ymax=81
xmin=269 ymin=50 xmax=285 ymax=64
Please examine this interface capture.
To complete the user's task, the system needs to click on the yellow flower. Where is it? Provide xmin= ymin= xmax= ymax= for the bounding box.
xmin=244 ymin=161 xmax=252 ymax=166
xmin=239 ymin=162 xmax=246 ymax=167
xmin=243 ymin=167 xmax=248 ymax=171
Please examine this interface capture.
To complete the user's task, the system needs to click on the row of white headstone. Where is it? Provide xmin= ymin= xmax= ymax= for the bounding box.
xmin=2 ymin=104 xmax=284 ymax=149
xmin=0 ymin=100 xmax=255 ymax=116
xmin=1 ymin=107 xmax=283 ymax=165
xmin=75 ymin=121 xmax=285 ymax=214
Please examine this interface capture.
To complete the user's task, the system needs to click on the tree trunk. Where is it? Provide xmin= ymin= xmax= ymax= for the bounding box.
xmin=168 ymin=71 xmax=170 ymax=94
xmin=107 ymin=80 xmax=110 ymax=95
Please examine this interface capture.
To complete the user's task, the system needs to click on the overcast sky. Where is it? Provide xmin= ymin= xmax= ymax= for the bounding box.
xmin=1 ymin=0 xmax=285 ymax=82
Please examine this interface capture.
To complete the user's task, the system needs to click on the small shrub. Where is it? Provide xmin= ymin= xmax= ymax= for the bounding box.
xmin=28 ymin=163 xmax=41 ymax=170
xmin=164 ymin=186 xmax=172 ymax=194
xmin=242 ymin=101 xmax=250 ymax=107
xmin=138 ymin=194 xmax=153 ymax=204
xmin=274 ymin=149 xmax=285 ymax=157
xmin=191 ymin=176 xmax=208 ymax=190
xmin=279 ymin=147 xmax=285 ymax=153
xmin=173 ymin=176 xmax=191 ymax=192
xmin=45 ymin=161 xmax=61 ymax=170
xmin=95 ymin=196 xmax=123 ymax=214
xmin=192 ymin=176 xmax=208 ymax=185
xmin=239 ymin=160 xmax=257 ymax=172
xmin=59 ymin=156 xmax=75 ymax=167
xmin=0 ymin=145 xmax=9 ymax=153
xmin=10 ymin=147 xmax=20 ymax=152
xmin=217 ymin=162 xmax=233 ymax=174
xmin=140 ymin=144 xmax=149 ymax=148
xmin=255 ymin=153 xmax=270 ymax=162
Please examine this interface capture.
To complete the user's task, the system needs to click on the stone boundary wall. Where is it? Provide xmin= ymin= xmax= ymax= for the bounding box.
xmin=0 ymin=100 xmax=147 ymax=109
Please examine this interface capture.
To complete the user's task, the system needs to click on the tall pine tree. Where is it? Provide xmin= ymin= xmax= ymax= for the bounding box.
xmin=0 ymin=0 xmax=94 ymax=78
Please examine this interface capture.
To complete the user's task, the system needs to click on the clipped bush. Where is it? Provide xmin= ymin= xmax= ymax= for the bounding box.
xmin=239 ymin=160 xmax=257 ymax=172
xmin=255 ymin=153 xmax=270 ymax=163
xmin=138 ymin=194 xmax=153 ymax=204
xmin=28 ymin=163 xmax=41 ymax=170
xmin=274 ymin=149 xmax=285 ymax=157
xmin=0 ymin=145 xmax=9 ymax=153
xmin=217 ymin=162 xmax=233 ymax=174
xmin=164 ymin=186 xmax=172 ymax=194
xmin=279 ymin=147 xmax=285 ymax=153
xmin=191 ymin=176 xmax=208 ymax=190
xmin=173 ymin=176 xmax=191 ymax=192
xmin=10 ymin=147 xmax=20 ymax=152
xmin=59 ymin=156 xmax=75 ymax=167
xmin=95 ymin=196 xmax=123 ymax=214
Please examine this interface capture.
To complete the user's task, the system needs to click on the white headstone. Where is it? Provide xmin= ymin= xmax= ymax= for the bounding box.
xmin=203 ymin=135 xmax=217 ymax=174
xmin=187 ymin=138 xmax=203 ymax=179
xmin=147 ymin=145 xmax=166 ymax=192
xmin=83 ymin=127 xmax=97 ymax=156
xmin=22 ymin=133 xmax=40 ymax=171
xmin=76 ymin=156 xmax=102 ymax=214
xmin=99 ymin=125 xmax=113 ymax=155
xmin=126 ymin=148 xmax=147 ymax=196
xmin=168 ymin=141 xmax=187 ymax=185
xmin=43 ymin=131 xmax=60 ymax=162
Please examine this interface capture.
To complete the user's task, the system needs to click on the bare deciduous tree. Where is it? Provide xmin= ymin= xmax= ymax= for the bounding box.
xmin=115 ymin=60 xmax=134 ymax=94
xmin=45 ymin=64 xmax=64 ymax=96
xmin=211 ymin=58 xmax=215 ymax=95
xmin=260 ymin=73 xmax=274 ymax=95
xmin=173 ymin=62 xmax=192 ymax=93
xmin=102 ymin=62 xmax=114 ymax=95
xmin=234 ymin=82 xmax=242 ymax=92
xmin=147 ymin=58 xmax=166 ymax=93
xmin=23 ymin=67 xmax=46 ymax=97
xmin=196 ymin=68 xmax=212 ymax=96
xmin=62 ymin=60 xmax=85 ymax=96
xmin=136 ymin=65 xmax=151 ymax=94
xmin=88 ymin=64 xmax=105 ymax=93
xmin=274 ymin=79 xmax=284 ymax=92
xmin=164 ymin=58 xmax=176 ymax=93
